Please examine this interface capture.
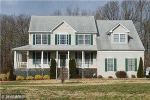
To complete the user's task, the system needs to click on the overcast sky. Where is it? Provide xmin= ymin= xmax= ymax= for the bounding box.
xmin=0 ymin=0 xmax=115 ymax=16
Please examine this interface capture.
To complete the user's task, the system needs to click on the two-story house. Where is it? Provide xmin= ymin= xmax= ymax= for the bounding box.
xmin=12 ymin=16 xmax=145 ymax=78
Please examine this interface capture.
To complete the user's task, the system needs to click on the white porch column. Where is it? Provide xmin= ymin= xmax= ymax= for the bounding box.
xmin=56 ymin=51 xmax=58 ymax=79
xmin=27 ymin=51 xmax=29 ymax=76
xmin=68 ymin=51 xmax=70 ymax=79
xmin=82 ymin=51 xmax=84 ymax=69
xmin=41 ymin=51 xmax=44 ymax=69
xmin=14 ymin=51 xmax=17 ymax=69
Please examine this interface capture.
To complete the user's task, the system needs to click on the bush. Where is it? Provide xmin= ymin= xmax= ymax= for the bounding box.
xmin=108 ymin=76 xmax=113 ymax=78
xmin=16 ymin=75 xmax=24 ymax=80
xmin=26 ymin=76 xmax=34 ymax=80
xmin=35 ymin=75 xmax=43 ymax=80
xmin=137 ymin=57 xmax=144 ymax=78
xmin=8 ymin=66 xmax=16 ymax=81
xmin=115 ymin=71 xmax=127 ymax=78
xmin=43 ymin=75 xmax=50 ymax=80
xmin=50 ymin=58 xmax=56 ymax=79
xmin=97 ymin=75 xmax=103 ymax=78
xmin=69 ymin=59 xmax=76 ymax=78
xmin=131 ymin=75 xmax=136 ymax=78
xmin=0 ymin=74 xmax=7 ymax=81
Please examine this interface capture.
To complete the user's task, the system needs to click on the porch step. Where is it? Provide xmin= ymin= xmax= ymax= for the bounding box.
xmin=58 ymin=68 xmax=68 ymax=79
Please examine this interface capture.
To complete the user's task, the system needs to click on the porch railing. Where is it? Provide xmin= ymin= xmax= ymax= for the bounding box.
xmin=17 ymin=62 xmax=27 ymax=68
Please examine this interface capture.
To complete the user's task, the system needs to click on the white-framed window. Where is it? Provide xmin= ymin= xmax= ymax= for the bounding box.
xmin=78 ymin=35 xmax=91 ymax=45
xmin=36 ymin=34 xmax=41 ymax=44
xmin=33 ymin=52 xmax=50 ymax=64
xmin=113 ymin=33 xmax=126 ymax=42
xmin=35 ymin=34 xmax=48 ymax=44
xmin=107 ymin=58 xmax=114 ymax=71
xmin=77 ymin=52 xmax=92 ymax=65
xmin=128 ymin=58 xmax=135 ymax=71
xmin=58 ymin=34 xmax=68 ymax=45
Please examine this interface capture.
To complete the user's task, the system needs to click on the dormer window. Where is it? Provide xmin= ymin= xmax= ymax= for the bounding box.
xmin=113 ymin=33 xmax=125 ymax=43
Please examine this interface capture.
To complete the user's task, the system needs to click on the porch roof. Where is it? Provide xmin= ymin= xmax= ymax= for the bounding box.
xmin=12 ymin=45 xmax=97 ymax=51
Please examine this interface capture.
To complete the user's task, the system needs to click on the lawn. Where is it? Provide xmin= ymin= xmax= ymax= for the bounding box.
xmin=1 ymin=78 xmax=150 ymax=100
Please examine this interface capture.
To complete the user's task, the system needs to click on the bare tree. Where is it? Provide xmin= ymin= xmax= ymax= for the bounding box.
xmin=66 ymin=6 xmax=73 ymax=16
xmin=96 ymin=1 xmax=120 ymax=20
xmin=52 ymin=9 xmax=62 ymax=16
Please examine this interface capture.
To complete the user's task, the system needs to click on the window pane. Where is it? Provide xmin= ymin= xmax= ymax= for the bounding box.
xmin=128 ymin=58 xmax=135 ymax=71
xmin=36 ymin=52 xmax=41 ymax=64
xmin=79 ymin=40 xmax=84 ymax=44
xmin=114 ymin=34 xmax=119 ymax=42
xmin=78 ymin=35 xmax=84 ymax=39
xmin=36 ymin=34 xmax=41 ymax=44
xmin=108 ymin=58 xmax=113 ymax=71
xmin=43 ymin=52 xmax=47 ymax=64
xmin=85 ymin=52 xmax=90 ymax=64
xmin=42 ymin=34 xmax=47 ymax=44
xmin=120 ymin=34 xmax=125 ymax=42
xmin=58 ymin=35 xmax=68 ymax=44
xmin=85 ymin=35 xmax=90 ymax=45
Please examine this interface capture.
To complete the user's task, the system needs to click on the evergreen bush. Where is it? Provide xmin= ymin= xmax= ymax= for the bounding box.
xmin=35 ymin=75 xmax=42 ymax=80
xmin=43 ymin=75 xmax=50 ymax=80
xmin=8 ymin=66 xmax=16 ymax=81
xmin=26 ymin=76 xmax=34 ymax=80
xmin=137 ymin=57 xmax=144 ymax=78
xmin=50 ymin=58 xmax=56 ymax=79
xmin=16 ymin=75 xmax=24 ymax=80
xmin=69 ymin=59 xmax=76 ymax=78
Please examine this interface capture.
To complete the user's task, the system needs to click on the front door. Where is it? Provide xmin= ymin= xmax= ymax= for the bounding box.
xmin=58 ymin=54 xmax=67 ymax=67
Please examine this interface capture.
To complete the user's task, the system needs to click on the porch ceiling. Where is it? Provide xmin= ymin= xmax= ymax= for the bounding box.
xmin=12 ymin=45 xmax=97 ymax=51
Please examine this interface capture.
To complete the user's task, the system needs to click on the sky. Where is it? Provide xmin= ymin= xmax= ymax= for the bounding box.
xmin=0 ymin=0 xmax=114 ymax=16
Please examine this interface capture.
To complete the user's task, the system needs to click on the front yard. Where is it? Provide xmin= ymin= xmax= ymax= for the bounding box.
xmin=1 ymin=79 xmax=150 ymax=100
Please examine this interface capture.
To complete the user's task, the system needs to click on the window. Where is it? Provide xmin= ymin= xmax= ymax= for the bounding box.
xmin=36 ymin=34 xmax=41 ymax=44
xmin=76 ymin=52 xmax=92 ymax=65
xmin=113 ymin=33 xmax=126 ymax=42
xmin=42 ymin=34 xmax=48 ymax=44
xmin=105 ymin=58 xmax=117 ymax=72
xmin=33 ymin=52 xmax=50 ymax=64
xmin=58 ymin=34 xmax=68 ymax=45
xmin=78 ymin=35 xmax=91 ymax=45
xmin=128 ymin=58 xmax=135 ymax=71
xmin=35 ymin=34 xmax=48 ymax=44
xmin=85 ymin=52 xmax=90 ymax=64
xmin=35 ymin=52 xmax=41 ymax=64
xmin=107 ymin=58 xmax=114 ymax=71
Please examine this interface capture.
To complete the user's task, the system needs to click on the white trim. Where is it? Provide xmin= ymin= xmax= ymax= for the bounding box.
xmin=68 ymin=51 xmax=70 ymax=79
xmin=14 ymin=51 xmax=17 ymax=69
xmin=109 ymin=23 xmax=130 ymax=33
xmin=50 ymin=21 xmax=77 ymax=32
xmin=29 ymin=31 xmax=51 ymax=32
xmin=41 ymin=51 xmax=43 ymax=69
xmin=27 ymin=51 xmax=29 ymax=69
xmin=56 ymin=51 xmax=58 ymax=79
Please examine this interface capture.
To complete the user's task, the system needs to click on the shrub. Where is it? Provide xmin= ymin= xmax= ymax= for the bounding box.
xmin=26 ymin=76 xmax=34 ymax=80
xmin=35 ymin=75 xmax=42 ymax=80
xmin=97 ymin=75 xmax=103 ymax=78
xmin=115 ymin=71 xmax=127 ymax=78
xmin=50 ymin=58 xmax=56 ymax=79
xmin=8 ymin=66 xmax=16 ymax=81
xmin=43 ymin=75 xmax=50 ymax=80
xmin=108 ymin=76 xmax=113 ymax=78
xmin=69 ymin=59 xmax=76 ymax=78
xmin=16 ymin=75 xmax=24 ymax=80
xmin=131 ymin=74 xmax=136 ymax=78
xmin=137 ymin=57 xmax=144 ymax=78
xmin=0 ymin=74 xmax=7 ymax=81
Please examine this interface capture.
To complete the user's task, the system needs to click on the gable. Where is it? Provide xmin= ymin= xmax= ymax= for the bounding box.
xmin=113 ymin=25 xmax=128 ymax=33
xmin=52 ymin=21 xmax=76 ymax=33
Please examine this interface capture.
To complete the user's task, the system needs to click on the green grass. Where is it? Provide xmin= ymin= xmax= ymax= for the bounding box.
xmin=1 ymin=79 xmax=150 ymax=100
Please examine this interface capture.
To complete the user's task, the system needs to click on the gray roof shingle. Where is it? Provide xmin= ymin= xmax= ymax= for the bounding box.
xmin=96 ymin=20 xmax=145 ymax=51
xmin=29 ymin=16 xmax=97 ymax=33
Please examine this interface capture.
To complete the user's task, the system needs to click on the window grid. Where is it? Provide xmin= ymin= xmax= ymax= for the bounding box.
xmin=35 ymin=52 xmax=49 ymax=64
xmin=58 ymin=34 xmax=68 ymax=45
xmin=113 ymin=33 xmax=126 ymax=43
xmin=128 ymin=58 xmax=135 ymax=71
xmin=107 ymin=58 xmax=114 ymax=71
xmin=78 ymin=35 xmax=91 ymax=45
xmin=36 ymin=34 xmax=48 ymax=45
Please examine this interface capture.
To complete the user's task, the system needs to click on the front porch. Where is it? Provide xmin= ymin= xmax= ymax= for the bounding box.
xmin=14 ymin=50 xmax=97 ymax=79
